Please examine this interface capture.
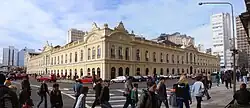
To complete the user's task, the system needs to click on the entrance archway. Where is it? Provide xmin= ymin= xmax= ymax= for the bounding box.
xmin=160 ymin=68 xmax=163 ymax=75
xmin=167 ymin=68 xmax=169 ymax=75
xmin=172 ymin=68 xmax=175 ymax=75
xmin=182 ymin=69 xmax=184 ymax=74
xmin=80 ymin=69 xmax=83 ymax=77
xmin=190 ymin=66 xmax=193 ymax=74
xmin=125 ymin=67 xmax=129 ymax=76
xmin=177 ymin=68 xmax=180 ymax=75
xmin=153 ymin=68 xmax=156 ymax=75
xmin=145 ymin=68 xmax=149 ymax=75
xmin=111 ymin=67 xmax=116 ymax=79
xmin=136 ymin=68 xmax=140 ymax=75
xmin=92 ymin=68 xmax=95 ymax=76
xmin=87 ymin=68 xmax=90 ymax=75
xmin=118 ymin=67 xmax=123 ymax=76
xmin=97 ymin=68 xmax=101 ymax=77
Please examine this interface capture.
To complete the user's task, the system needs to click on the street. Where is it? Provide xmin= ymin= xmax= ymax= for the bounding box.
xmin=14 ymin=77 xmax=195 ymax=108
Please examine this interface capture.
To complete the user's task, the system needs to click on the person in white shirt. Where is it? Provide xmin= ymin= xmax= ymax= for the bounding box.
xmin=192 ymin=75 xmax=205 ymax=108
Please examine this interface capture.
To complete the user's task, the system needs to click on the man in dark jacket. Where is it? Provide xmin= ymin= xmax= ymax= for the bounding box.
xmin=123 ymin=76 xmax=133 ymax=108
xmin=0 ymin=74 xmax=19 ymax=108
xmin=224 ymin=71 xmax=232 ymax=89
xmin=137 ymin=80 xmax=159 ymax=108
xmin=50 ymin=83 xmax=63 ymax=108
xmin=21 ymin=76 xmax=31 ymax=90
xmin=92 ymin=79 xmax=103 ymax=108
xmin=99 ymin=80 xmax=112 ymax=108
xmin=157 ymin=77 xmax=169 ymax=108
xmin=233 ymin=83 xmax=250 ymax=107
xmin=202 ymin=75 xmax=211 ymax=100
xmin=37 ymin=81 xmax=49 ymax=108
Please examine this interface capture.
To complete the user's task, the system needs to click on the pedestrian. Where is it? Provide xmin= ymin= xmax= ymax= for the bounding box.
xmin=37 ymin=81 xmax=49 ymax=108
xmin=233 ymin=83 xmax=250 ymax=107
xmin=75 ymin=86 xmax=89 ymax=108
xmin=99 ymin=80 xmax=112 ymax=108
xmin=0 ymin=73 xmax=19 ymax=108
xmin=92 ymin=79 xmax=103 ymax=108
xmin=236 ymin=70 xmax=241 ymax=82
xmin=201 ymin=74 xmax=211 ymax=100
xmin=21 ymin=75 xmax=31 ymax=91
xmin=173 ymin=75 xmax=192 ymax=108
xmin=137 ymin=80 xmax=159 ymax=108
xmin=207 ymin=72 xmax=212 ymax=89
xmin=50 ymin=83 xmax=63 ymax=108
xmin=73 ymin=79 xmax=83 ymax=108
xmin=123 ymin=76 xmax=133 ymax=108
xmin=192 ymin=75 xmax=205 ymax=108
xmin=130 ymin=83 xmax=138 ymax=108
xmin=216 ymin=72 xmax=220 ymax=86
xmin=221 ymin=71 xmax=224 ymax=84
xmin=224 ymin=71 xmax=232 ymax=89
xmin=19 ymin=88 xmax=32 ymax=107
xmin=241 ymin=68 xmax=248 ymax=84
xmin=156 ymin=77 xmax=169 ymax=108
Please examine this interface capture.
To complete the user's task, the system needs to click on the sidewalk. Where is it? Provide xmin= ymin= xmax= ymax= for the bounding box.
xmin=190 ymin=82 xmax=242 ymax=108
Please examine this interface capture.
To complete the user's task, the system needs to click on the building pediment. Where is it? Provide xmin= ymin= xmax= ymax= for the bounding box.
xmin=85 ymin=32 xmax=103 ymax=43
xmin=43 ymin=41 xmax=52 ymax=52
xmin=185 ymin=45 xmax=198 ymax=52
xmin=108 ymin=31 xmax=133 ymax=42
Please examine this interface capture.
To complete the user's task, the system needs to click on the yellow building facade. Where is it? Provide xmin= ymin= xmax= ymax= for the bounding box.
xmin=26 ymin=22 xmax=220 ymax=80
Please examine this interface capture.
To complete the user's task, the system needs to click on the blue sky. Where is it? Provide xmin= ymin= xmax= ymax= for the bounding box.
xmin=0 ymin=0 xmax=246 ymax=62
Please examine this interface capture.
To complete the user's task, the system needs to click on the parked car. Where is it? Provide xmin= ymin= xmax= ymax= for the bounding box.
xmin=133 ymin=76 xmax=147 ymax=82
xmin=111 ymin=76 xmax=126 ymax=83
xmin=36 ymin=74 xmax=57 ymax=82
xmin=79 ymin=76 xmax=93 ymax=83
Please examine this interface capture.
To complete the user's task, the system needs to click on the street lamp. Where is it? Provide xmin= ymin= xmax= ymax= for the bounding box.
xmin=199 ymin=1 xmax=237 ymax=93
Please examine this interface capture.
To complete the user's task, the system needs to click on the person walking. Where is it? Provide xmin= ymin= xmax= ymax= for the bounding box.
xmin=236 ymin=70 xmax=241 ymax=82
xmin=137 ymin=80 xmax=160 ymax=108
xmin=130 ymin=83 xmax=138 ymax=108
xmin=92 ymin=79 xmax=103 ymax=108
xmin=220 ymin=71 xmax=224 ymax=84
xmin=192 ymin=75 xmax=205 ymax=108
xmin=156 ymin=77 xmax=169 ymax=108
xmin=216 ymin=72 xmax=220 ymax=86
xmin=201 ymin=74 xmax=211 ymax=100
xmin=19 ymin=88 xmax=32 ymax=108
xmin=241 ymin=68 xmax=248 ymax=84
xmin=123 ymin=77 xmax=133 ymax=108
xmin=0 ymin=74 xmax=19 ymax=108
xmin=173 ymin=75 xmax=192 ymax=108
xmin=37 ymin=81 xmax=49 ymax=108
xmin=207 ymin=72 xmax=212 ymax=89
xmin=99 ymin=80 xmax=112 ymax=108
xmin=50 ymin=83 xmax=63 ymax=108
xmin=73 ymin=79 xmax=83 ymax=108
xmin=224 ymin=71 xmax=232 ymax=89
xmin=75 ymin=86 xmax=89 ymax=108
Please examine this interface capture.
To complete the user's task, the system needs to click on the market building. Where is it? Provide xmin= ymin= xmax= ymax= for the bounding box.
xmin=26 ymin=22 xmax=220 ymax=80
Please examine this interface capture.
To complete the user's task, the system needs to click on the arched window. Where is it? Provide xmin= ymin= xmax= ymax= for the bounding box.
xmin=97 ymin=46 xmax=101 ymax=58
xmin=119 ymin=67 xmax=123 ymax=76
xmin=190 ymin=53 xmax=192 ymax=64
xmin=136 ymin=68 xmax=140 ymax=75
xmin=160 ymin=53 xmax=163 ymax=62
xmin=167 ymin=68 xmax=169 ymax=75
xmin=177 ymin=55 xmax=179 ymax=64
xmin=153 ymin=68 xmax=156 ymax=75
xmin=145 ymin=68 xmax=149 ymax=75
xmin=88 ymin=48 xmax=91 ymax=60
xmin=181 ymin=56 xmax=184 ymax=64
xmin=172 ymin=54 xmax=174 ymax=63
xmin=125 ymin=67 xmax=129 ymax=76
xmin=160 ymin=68 xmax=163 ymax=75
xmin=69 ymin=53 xmax=72 ymax=63
xmin=75 ymin=52 xmax=78 ymax=62
xmin=92 ymin=47 xmax=96 ymax=59
xmin=136 ymin=49 xmax=140 ymax=61
xmin=182 ymin=69 xmax=184 ymax=73
xmin=145 ymin=51 xmax=149 ymax=61
xmin=80 ymin=68 xmax=83 ymax=77
xmin=177 ymin=68 xmax=180 ymax=74
xmin=153 ymin=52 xmax=156 ymax=62
xmin=172 ymin=68 xmax=175 ymax=75
xmin=80 ymin=50 xmax=83 ymax=61
xmin=118 ymin=47 xmax=123 ymax=59
xmin=92 ymin=68 xmax=95 ymax=75
xmin=111 ymin=45 xmax=115 ymax=58
xmin=97 ymin=68 xmax=101 ymax=77
xmin=166 ymin=54 xmax=169 ymax=63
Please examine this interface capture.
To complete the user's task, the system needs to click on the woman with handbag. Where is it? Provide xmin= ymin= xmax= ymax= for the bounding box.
xmin=192 ymin=75 xmax=205 ymax=108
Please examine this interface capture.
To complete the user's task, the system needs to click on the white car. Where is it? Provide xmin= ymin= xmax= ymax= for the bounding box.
xmin=111 ymin=76 xmax=126 ymax=83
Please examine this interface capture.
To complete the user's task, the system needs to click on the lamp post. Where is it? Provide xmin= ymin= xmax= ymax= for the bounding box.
xmin=199 ymin=1 xmax=237 ymax=93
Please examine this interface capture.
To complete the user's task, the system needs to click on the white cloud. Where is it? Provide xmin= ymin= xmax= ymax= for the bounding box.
xmin=0 ymin=0 xmax=245 ymax=60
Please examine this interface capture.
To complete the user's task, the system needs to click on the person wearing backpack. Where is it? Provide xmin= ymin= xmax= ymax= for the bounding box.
xmin=156 ymin=77 xmax=169 ymax=108
xmin=75 ymin=86 xmax=89 ymax=108
xmin=137 ymin=80 xmax=159 ymax=108
xmin=50 ymin=83 xmax=63 ymax=108
xmin=0 ymin=73 xmax=19 ymax=108
xmin=73 ymin=79 xmax=83 ymax=108
xmin=192 ymin=75 xmax=205 ymax=108
xmin=37 ymin=81 xmax=49 ymax=108
xmin=99 ymin=80 xmax=112 ymax=108
xmin=130 ymin=83 xmax=138 ymax=108
xmin=173 ymin=75 xmax=192 ymax=108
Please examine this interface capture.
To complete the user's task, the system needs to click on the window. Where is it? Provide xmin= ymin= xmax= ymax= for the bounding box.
xmin=153 ymin=52 xmax=156 ymax=62
xmin=75 ymin=52 xmax=77 ymax=62
xmin=88 ymin=48 xmax=91 ymax=60
xmin=145 ymin=51 xmax=149 ymax=61
xmin=61 ymin=55 xmax=63 ymax=64
xmin=194 ymin=55 xmax=196 ymax=64
xmin=190 ymin=53 xmax=192 ymax=64
xmin=65 ymin=54 xmax=67 ymax=63
xmin=69 ymin=53 xmax=72 ymax=63
xmin=118 ymin=47 xmax=123 ymax=59
xmin=92 ymin=47 xmax=96 ymax=59
xmin=177 ymin=55 xmax=179 ymax=64
xmin=160 ymin=53 xmax=163 ymax=62
xmin=172 ymin=54 xmax=174 ymax=63
xmin=111 ymin=45 xmax=115 ymax=58
xmin=51 ymin=57 xmax=53 ymax=65
xmin=125 ymin=47 xmax=129 ymax=60
xmin=186 ymin=53 xmax=188 ymax=64
xmin=80 ymin=50 xmax=83 ymax=61
xmin=97 ymin=46 xmax=101 ymax=58
xmin=57 ymin=56 xmax=59 ymax=64
xmin=166 ymin=54 xmax=169 ymax=63
xmin=54 ymin=57 xmax=56 ymax=64
xmin=136 ymin=49 xmax=140 ymax=61
xmin=181 ymin=56 xmax=184 ymax=64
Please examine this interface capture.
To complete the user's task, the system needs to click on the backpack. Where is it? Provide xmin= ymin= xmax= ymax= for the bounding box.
xmin=0 ymin=92 xmax=13 ymax=108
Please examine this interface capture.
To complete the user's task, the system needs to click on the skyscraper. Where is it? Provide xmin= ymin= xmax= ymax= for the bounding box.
xmin=211 ymin=13 xmax=232 ymax=69
xmin=2 ymin=46 xmax=19 ymax=66
xmin=236 ymin=16 xmax=250 ymax=69
xmin=18 ymin=47 xmax=35 ymax=66
xmin=67 ymin=28 xmax=86 ymax=43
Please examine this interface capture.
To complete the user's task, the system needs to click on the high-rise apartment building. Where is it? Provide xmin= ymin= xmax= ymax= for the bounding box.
xmin=155 ymin=32 xmax=195 ymax=46
xmin=3 ymin=46 xmax=19 ymax=66
xmin=67 ymin=28 xmax=86 ymax=43
xmin=236 ymin=16 xmax=250 ymax=68
xmin=18 ymin=47 xmax=35 ymax=66
xmin=211 ymin=13 xmax=232 ymax=69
